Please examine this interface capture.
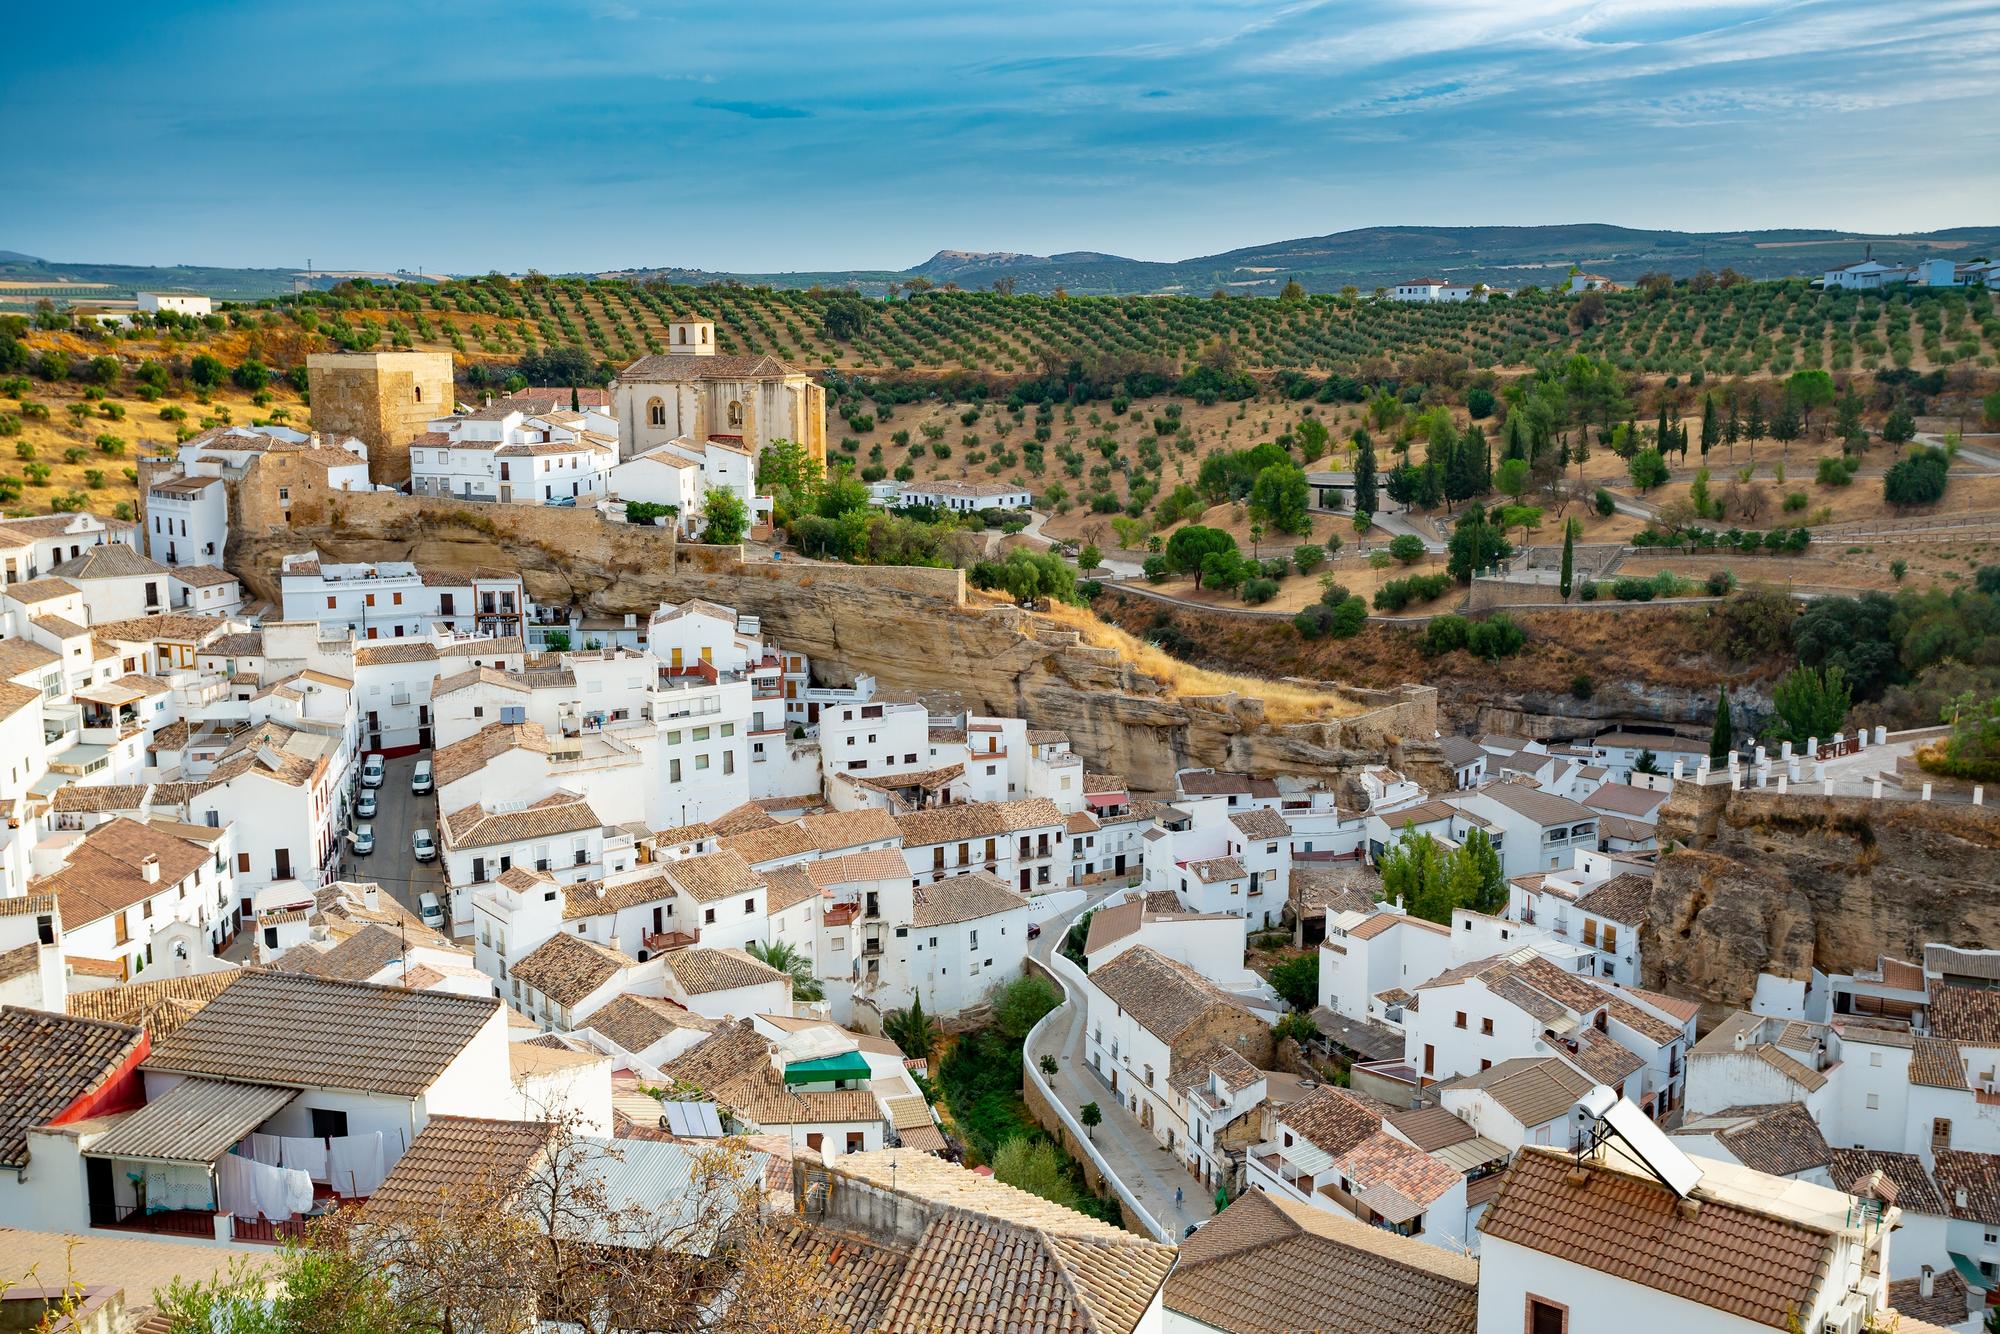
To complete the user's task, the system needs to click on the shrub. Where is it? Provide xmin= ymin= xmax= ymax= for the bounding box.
xmin=1241 ymin=576 xmax=1279 ymax=605
xmin=1292 ymin=543 xmax=1324 ymax=574
xmin=1816 ymin=455 xmax=1859 ymax=486
xmin=1891 ymin=559 xmax=1908 ymax=581
xmin=1594 ymin=488 xmax=1616 ymax=517
xmin=1570 ymin=673 xmax=1595 ymax=700
xmin=1884 ymin=446 xmax=1949 ymax=506
xmin=1783 ymin=491 xmax=1808 ymax=512
xmin=1326 ymin=596 xmax=1367 ymax=637
xmin=1705 ymin=569 xmax=1736 ymax=597
xmin=1466 ymin=614 xmax=1525 ymax=660
xmin=1374 ymin=572 xmax=1452 ymax=612
xmin=1609 ymin=577 xmax=1656 ymax=602
xmin=1421 ymin=615 xmax=1469 ymax=656
xmin=1388 ymin=533 xmax=1426 ymax=564
xmin=1580 ymin=581 xmax=1599 ymax=601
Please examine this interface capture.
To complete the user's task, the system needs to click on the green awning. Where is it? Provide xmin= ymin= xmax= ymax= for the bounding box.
xmin=783 ymin=1052 xmax=871 ymax=1085
xmin=1949 ymin=1252 xmax=1991 ymax=1291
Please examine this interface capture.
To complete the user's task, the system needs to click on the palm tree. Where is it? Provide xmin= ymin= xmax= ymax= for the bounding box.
xmin=883 ymin=995 xmax=944 ymax=1062
xmin=746 ymin=940 xmax=822 ymax=1003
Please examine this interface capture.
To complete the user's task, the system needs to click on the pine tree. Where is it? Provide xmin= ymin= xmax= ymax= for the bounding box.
xmin=1559 ymin=522 xmax=1575 ymax=599
xmin=1745 ymin=393 xmax=1767 ymax=445
xmin=1353 ymin=431 xmax=1378 ymax=517
xmin=1700 ymin=394 xmax=1717 ymax=458
xmin=1710 ymin=687 xmax=1734 ymax=765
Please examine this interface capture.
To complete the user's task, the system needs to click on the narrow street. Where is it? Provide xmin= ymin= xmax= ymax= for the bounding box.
xmin=1025 ymin=885 xmax=1214 ymax=1240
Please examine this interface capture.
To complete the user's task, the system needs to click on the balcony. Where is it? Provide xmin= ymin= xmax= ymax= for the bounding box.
xmin=642 ymin=928 xmax=699 ymax=953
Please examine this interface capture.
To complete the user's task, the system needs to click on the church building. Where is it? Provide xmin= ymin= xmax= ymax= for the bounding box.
xmin=611 ymin=320 xmax=826 ymax=466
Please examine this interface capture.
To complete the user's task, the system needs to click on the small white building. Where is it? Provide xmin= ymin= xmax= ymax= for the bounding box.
xmin=137 ymin=292 xmax=213 ymax=317
xmin=896 ymin=479 xmax=1033 ymax=513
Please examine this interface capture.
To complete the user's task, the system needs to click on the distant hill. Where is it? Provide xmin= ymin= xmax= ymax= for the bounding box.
xmin=600 ymin=224 xmax=2000 ymax=297
xmin=10 ymin=223 xmax=1998 ymax=305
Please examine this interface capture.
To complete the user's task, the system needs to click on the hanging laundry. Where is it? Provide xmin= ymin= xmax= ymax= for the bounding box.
xmin=218 ymin=1152 xmax=262 ymax=1222
xmin=279 ymin=1136 xmax=329 ymax=1182
xmin=327 ymin=1131 xmax=387 ymax=1198
xmin=248 ymin=1132 xmax=282 ymax=1166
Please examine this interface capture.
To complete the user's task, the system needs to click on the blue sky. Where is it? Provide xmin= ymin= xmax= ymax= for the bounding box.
xmin=8 ymin=0 xmax=1998 ymax=273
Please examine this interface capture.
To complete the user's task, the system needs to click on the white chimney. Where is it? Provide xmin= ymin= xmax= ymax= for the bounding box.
xmin=363 ymin=884 xmax=380 ymax=909
xmin=1732 ymin=1030 xmax=1747 ymax=1052
xmin=1920 ymin=1266 xmax=1935 ymax=1299
xmin=1957 ymin=1188 xmax=1969 ymax=1209
xmin=609 ymin=933 xmax=623 ymax=957
xmin=140 ymin=854 xmax=160 ymax=885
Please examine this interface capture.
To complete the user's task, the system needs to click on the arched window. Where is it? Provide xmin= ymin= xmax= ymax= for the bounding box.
xmin=413 ymin=385 xmax=423 ymax=403
xmin=727 ymin=400 xmax=743 ymax=428
xmin=677 ymin=327 xmax=688 ymax=345
xmin=702 ymin=325 xmax=710 ymax=344
xmin=648 ymin=398 xmax=666 ymax=427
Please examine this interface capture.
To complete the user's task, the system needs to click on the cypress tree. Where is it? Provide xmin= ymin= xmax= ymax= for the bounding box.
xmin=1700 ymin=394 xmax=1717 ymax=457
xmin=1709 ymin=687 xmax=1733 ymax=765
xmin=1352 ymin=431 xmax=1378 ymax=517
xmin=1657 ymin=399 xmax=1670 ymax=453
xmin=1559 ymin=523 xmax=1575 ymax=599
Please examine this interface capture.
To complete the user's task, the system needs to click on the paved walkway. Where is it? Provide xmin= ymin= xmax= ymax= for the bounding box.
xmin=1025 ymin=885 xmax=1213 ymax=1239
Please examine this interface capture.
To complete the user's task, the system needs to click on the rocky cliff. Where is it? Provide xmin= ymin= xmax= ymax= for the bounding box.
xmin=229 ymin=492 xmax=1436 ymax=792
xmin=1639 ymin=784 xmax=2000 ymax=1019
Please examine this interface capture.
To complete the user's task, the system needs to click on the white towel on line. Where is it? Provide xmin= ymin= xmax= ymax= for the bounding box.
xmin=327 ymin=1131 xmax=387 ymax=1198
xmin=249 ymin=1132 xmax=282 ymax=1166
xmin=280 ymin=1135 xmax=329 ymax=1182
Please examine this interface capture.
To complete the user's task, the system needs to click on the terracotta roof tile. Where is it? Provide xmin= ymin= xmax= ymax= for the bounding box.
xmin=1479 ymin=1147 xmax=1839 ymax=1328
xmin=0 ymin=1007 xmax=145 ymax=1167
xmin=1088 ymin=945 xmax=1252 ymax=1047
xmin=509 ymin=932 xmax=634 ymax=1009
xmin=663 ymin=946 xmax=788 ymax=997
xmin=361 ymin=1115 xmax=552 ymax=1220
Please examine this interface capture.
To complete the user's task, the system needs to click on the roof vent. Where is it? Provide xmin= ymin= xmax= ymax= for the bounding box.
xmin=139 ymin=854 xmax=160 ymax=884
xmin=1732 ymin=1030 xmax=1747 ymax=1052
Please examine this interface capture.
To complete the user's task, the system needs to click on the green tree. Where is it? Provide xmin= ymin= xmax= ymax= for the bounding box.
xmin=1770 ymin=663 xmax=1852 ymax=745
xmin=1248 ymin=461 xmax=1311 ymax=536
xmin=1293 ymin=543 xmax=1324 ymax=574
xmin=231 ymin=358 xmax=270 ymax=391
xmin=1495 ymin=456 xmax=1531 ymax=503
xmin=1379 ymin=827 xmax=1454 ymax=923
xmin=189 ymin=352 xmax=227 ymax=388
xmin=883 ymin=994 xmax=943 ymax=1060
xmin=1785 ymin=369 xmax=1835 ymax=436
xmin=1710 ymin=687 xmax=1733 ymax=765
xmin=991 ymin=1136 xmax=1082 ymax=1210
xmin=1628 ymin=447 xmax=1669 ymax=491
xmin=1295 ymin=416 xmax=1330 ymax=462
xmin=1077 ymin=543 xmax=1102 ymax=575
xmin=1559 ymin=522 xmax=1575 ymax=599
xmin=1267 ymin=954 xmax=1320 ymax=1010
xmin=698 ymin=488 xmax=748 ymax=544
xmin=1079 ymin=1101 xmax=1102 ymax=1141
xmin=993 ymin=974 xmax=1060 ymax=1041
xmin=1166 ymin=525 xmax=1237 ymax=587
xmin=1388 ymin=533 xmax=1425 ymax=565
xmin=1352 ymin=430 xmax=1378 ymax=515
xmin=1448 ymin=827 xmax=1508 ymax=915
xmin=1699 ymin=394 xmax=1717 ymax=458
xmin=1884 ymin=446 xmax=1948 ymax=506
xmin=1446 ymin=503 xmax=1510 ymax=583
xmin=759 ymin=437 xmax=825 ymax=509
xmin=745 ymin=939 xmax=822 ymax=1002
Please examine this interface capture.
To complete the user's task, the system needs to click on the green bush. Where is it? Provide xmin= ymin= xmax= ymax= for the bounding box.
xmin=1595 ymin=488 xmax=1617 ymax=517
xmin=1884 ymin=446 xmax=1949 ymax=506
xmin=1421 ymin=615 xmax=1469 ymax=656
xmin=1241 ymin=576 xmax=1279 ymax=605
xmin=1374 ymin=573 xmax=1452 ymax=612
xmin=1388 ymin=533 xmax=1426 ymax=564
xmin=1466 ymin=614 xmax=1525 ymax=660
xmin=1816 ymin=455 xmax=1859 ymax=486
xmin=1705 ymin=569 xmax=1736 ymax=597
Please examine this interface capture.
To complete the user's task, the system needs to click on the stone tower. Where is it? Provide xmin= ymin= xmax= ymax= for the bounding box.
xmin=667 ymin=319 xmax=715 ymax=356
xmin=306 ymin=350 xmax=454 ymax=484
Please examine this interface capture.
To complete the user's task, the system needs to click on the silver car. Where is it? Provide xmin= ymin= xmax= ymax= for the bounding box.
xmin=351 ymin=824 xmax=375 ymax=856
xmin=412 ymin=828 xmax=437 ymax=862
xmin=355 ymin=789 xmax=378 ymax=820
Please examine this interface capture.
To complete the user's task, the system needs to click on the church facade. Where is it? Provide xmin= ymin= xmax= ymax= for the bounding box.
xmin=611 ymin=320 xmax=827 ymax=465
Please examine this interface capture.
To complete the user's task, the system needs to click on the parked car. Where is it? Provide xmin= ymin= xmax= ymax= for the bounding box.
xmin=360 ymin=753 xmax=386 ymax=789
xmin=411 ymin=759 xmax=433 ymax=795
xmin=355 ymin=789 xmax=378 ymax=820
xmin=412 ymin=828 xmax=437 ymax=862
xmin=417 ymin=892 xmax=445 ymax=929
xmin=351 ymin=825 xmax=375 ymax=856
xmin=1027 ymin=923 xmax=1042 ymax=940
xmin=546 ymin=495 xmax=577 ymax=508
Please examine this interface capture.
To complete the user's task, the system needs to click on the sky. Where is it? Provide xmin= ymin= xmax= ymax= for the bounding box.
xmin=8 ymin=0 xmax=1999 ymax=275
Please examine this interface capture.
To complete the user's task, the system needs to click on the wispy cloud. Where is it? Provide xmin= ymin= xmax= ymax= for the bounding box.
xmin=692 ymin=97 xmax=810 ymax=120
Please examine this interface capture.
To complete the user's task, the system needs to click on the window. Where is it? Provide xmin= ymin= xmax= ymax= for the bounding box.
xmin=744 ymin=897 xmax=755 ymax=915
xmin=1454 ymin=1012 xmax=1467 ymax=1030
xmin=1481 ymin=1017 xmax=1494 ymax=1036
xmin=326 ymin=596 xmax=337 ymax=610
xmin=310 ymin=1108 xmax=350 ymax=1139
xmin=1525 ymin=1296 xmax=1567 ymax=1334
xmin=1602 ymin=924 xmax=1618 ymax=952
xmin=704 ymin=908 xmax=716 ymax=925
xmin=1870 ymin=1051 xmax=1883 ymax=1067
xmin=1933 ymin=1118 xmax=1953 ymax=1152
xmin=1581 ymin=920 xmax=1598 ymax=947
xmin=648 ymin=399 xmax=666 ymax=427
xmin=1865 ymin=1093 xmax=1880 ymax=1110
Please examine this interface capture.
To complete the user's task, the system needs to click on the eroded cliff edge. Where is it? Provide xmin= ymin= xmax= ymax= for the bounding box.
xmin=1643 ymin=785 xmax=2000 ymax=1020
xmin=230 ymin=492 xmax=1440 ymax=793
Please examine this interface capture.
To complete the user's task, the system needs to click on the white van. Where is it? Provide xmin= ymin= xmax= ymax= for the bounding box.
xmin=360 ymin=754 xmax=386 ymax=789
xmin=417 ymin=892 xmax=445 ymax=929
xmin=411 ymin=759 xmax=433 ymax=795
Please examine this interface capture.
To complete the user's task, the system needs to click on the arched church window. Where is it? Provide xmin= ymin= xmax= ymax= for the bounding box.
xmin=727 ymin=400 xmax=743 ymax=428
xmin=413 ymin=385 xmax=423 ymax=403
xmin=648 ymin=398 xmax=666 ymax=427
xmin=677 ymin=327 xmax=688 ymax=345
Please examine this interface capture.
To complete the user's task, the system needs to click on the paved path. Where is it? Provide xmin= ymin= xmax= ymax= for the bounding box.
xmin=1017 ymin=510 xmax=1146 ymax=580
xmin=1025 ymin=885 xmax=1214 ymax=1240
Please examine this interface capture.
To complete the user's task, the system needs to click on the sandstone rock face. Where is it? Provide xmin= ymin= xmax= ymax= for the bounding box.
xmin=230 ymin=491 xmax=1435 ymax=792
xmin=1642 ymin=784 xmax=2000 ymax=1021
